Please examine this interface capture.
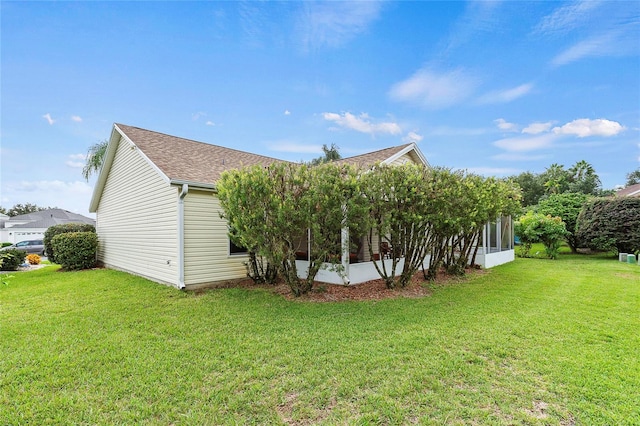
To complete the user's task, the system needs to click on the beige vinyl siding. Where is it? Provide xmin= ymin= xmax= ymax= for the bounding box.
xmin=183 ymin=191 xmax=247 ymax=286
xmin=95 ymin=136 xmax=179 ymax=286
xmin=388 ymin=152 xmax=418 ymax=166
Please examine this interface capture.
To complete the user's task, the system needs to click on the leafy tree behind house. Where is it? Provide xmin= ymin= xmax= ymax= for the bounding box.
xmin=310 ymin=143 xmax=341 ymax=165
xmin=3 ymin=203 xmax=57 ymax=217
xmin=82 ymin=140 xmax=108 ymax=181
xmin=626 ymin=168 xmax=640 ymax=186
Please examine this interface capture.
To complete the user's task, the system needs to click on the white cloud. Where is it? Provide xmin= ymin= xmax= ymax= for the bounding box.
xmin=403 ymin=132 xmax=423 ymax=144
xmin=493 ymin=133 xmax=558 ymax=152
xmin=322 ymin=112 xmax=402 ymax=136
xmin=552 ymin=118 xmax=625 ymax=137
xmin=268 ymin=142 xmax=323 ymax=154
xmin=522 ymin=121 xmax=554 ymax=135
xmin=296 ymin=1 xmax=383 ymax=51
xmin=192 ymin=112 xmax=207 ymax=121
xmin=205 ymin=121 xmax=215 ymax=126
xmin=494 ymin=118 xmax=519 ymax=132
xmin=71 ymin=115 xmax=82 ymax=122
xmin=534 ymin=1 xmax=603 ymax=35
xmin=66 ymin=153 xmax=86 ymax=168
xmin=65 ymin=161 xmax=85 ymax=168
xmin=389 ymin=68 xmax=478 ymax=109
xmin=551 ymin=31 xmax=619 ymax=66
xmin=284 ymin=110 xmax=291 ymax=116
xmin=477 ymin=83 xmax=533 ymax=104
xmin=2 ymin=180 xmax=94 ymax=217
xmin=42 ymin=113 xmax=55 ymax=125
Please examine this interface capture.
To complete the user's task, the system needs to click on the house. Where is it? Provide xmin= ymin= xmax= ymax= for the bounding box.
xmin=616 ymin=183 xmax=640 ymax=198
xmin=0 ymin=209 xmax=95 ymax=244
xmin=90 ymin=123 xmax=514 ymax=289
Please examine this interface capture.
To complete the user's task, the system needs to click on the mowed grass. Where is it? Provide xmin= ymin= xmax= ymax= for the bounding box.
xmin=1 ymin=254 xmax=638 ymax=425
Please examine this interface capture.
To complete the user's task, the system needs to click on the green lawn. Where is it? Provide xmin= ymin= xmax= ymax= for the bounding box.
xmin=1 ymin=254 xmax=639 ymax=425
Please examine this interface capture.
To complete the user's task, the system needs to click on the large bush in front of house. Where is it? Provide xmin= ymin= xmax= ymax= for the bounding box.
xmin=0 ymin=249 xmax=26 ymax=271
xmin=576 ymin=197 xmax=640 ymax=255
xmin=50 ymin=232 xmax=98 ymax=270
xmin=44 ymin=223 xmax=95 ymax=262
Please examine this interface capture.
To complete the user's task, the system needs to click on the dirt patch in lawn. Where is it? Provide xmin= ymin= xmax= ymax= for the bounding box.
xmin=195 ymin=268 xmax=487 ymax=302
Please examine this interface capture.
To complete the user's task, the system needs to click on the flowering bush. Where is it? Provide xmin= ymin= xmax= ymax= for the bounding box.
xmin=26 ymin=254 xmax=41 ymax=265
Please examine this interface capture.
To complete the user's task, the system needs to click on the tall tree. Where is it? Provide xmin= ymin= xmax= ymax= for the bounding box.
xmin=537 ymin=192 xmax=589 ymax=253
xmin=82 ymin=140 xmax=108 ymax=181
xmin=510 ymin=171 xmax=545 ymax=207
xmin=541 ymin=163 xmax=571 ymax=195
xmin=568 ymin=160 xmax=601 ymax=195
xmin=626 ymin=168 xmax=640 ymax=186
xmin=310 ymin=143 xmax=341 ymax=165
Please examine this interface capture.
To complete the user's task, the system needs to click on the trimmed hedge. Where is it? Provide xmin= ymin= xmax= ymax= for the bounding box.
xmin=50 ymin=232 xmax=98 ymax=270
xmin=44 ymin=223 xmax=95 ymax=262
xmin=576 ymin=197 xmax=640 ymax=254
xmin=0 ymin=249 xmax=27 ymax=271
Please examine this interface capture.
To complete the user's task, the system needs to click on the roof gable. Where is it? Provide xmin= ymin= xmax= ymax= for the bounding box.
xmin=115 ymin=124 xmax=284 ymax=185
xmin=334 ymin=143 xmax=429 ymax=168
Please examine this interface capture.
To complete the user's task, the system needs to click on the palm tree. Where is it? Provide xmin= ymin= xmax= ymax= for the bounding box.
xmin=82 ymin=140 xmax=108 ymax=181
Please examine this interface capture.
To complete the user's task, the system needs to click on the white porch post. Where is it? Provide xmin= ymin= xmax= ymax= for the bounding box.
xmin=340 ymin=204 xmax=350 ymax=285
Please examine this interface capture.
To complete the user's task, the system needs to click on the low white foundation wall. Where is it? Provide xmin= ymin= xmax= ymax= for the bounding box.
xmin=475 ymin=249 xmax=514 ymax=269
xmin=296 ymin=255 xmax=433 ymax=285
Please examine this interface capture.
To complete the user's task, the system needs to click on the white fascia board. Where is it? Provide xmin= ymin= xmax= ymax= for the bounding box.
xmin=170 ymin=179 xmax=217 ymax=192
xmin=381 ymin=143 xmax=430 ymax=167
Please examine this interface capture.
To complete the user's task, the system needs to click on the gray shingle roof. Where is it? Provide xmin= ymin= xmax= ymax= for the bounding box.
xmin=6 ymin=209 xmax=95 ymax=229
xmin=116 ymin=124 xmax=285 ymax=186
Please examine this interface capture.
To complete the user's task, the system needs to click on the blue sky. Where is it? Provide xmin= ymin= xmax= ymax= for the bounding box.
xmin=1 ymin=1 xmax=639 ymax=217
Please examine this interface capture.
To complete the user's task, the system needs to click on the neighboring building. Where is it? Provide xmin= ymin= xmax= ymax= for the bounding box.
xmin=616 ymin=183 xmax=640 ymax=198
xmin=90 ymin=123 xmax=514 ymax=289
xmin=0 ymin=209 xmax=95 ymax=244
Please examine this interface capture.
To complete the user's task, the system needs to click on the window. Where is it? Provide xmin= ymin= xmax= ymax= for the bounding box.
xmin=229 ymin=239 xmax=248 ymax=255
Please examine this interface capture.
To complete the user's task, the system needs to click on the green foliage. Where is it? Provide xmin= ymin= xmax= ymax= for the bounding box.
xmin=510 ymin=171 xmax=546 ymax=207
xmin=1 ymin=242 xmax=13 ymax=248
xmin=576 ymin=197 xmax=640 ymax=254
xmin=515 ymin=212 xmax=567 ymax=259
xmin=4 ymin=203 xmax=57 ymax=217
xmin=50 ymin=232 xmax=98 ymax=270
xmin=82 ymin=140 xmax=108 ymax=181
xmin=44 ymin=223 xmax=96 ymax=262
xmin=510 ymin=160 xmax=603 ymax=207
xmin=625 ymin=168 xmax=640 ymax=186
xmin=309 ymin=143 xmax=341 ymax=165
xmin=537 ymin=192 xmax=589 ymax=252
xmin=0 ymin=249 xmax=27 ymax=271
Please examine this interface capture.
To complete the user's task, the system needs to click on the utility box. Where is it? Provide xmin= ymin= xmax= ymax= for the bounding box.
xmin=628 ymin=254 xmax=636 ymax=264
xmin=619 ymin=253 xmax=627 ymax=262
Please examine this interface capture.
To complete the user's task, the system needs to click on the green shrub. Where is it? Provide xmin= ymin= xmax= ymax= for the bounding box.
xmin=576 ymin=197 xmax=640 ymax=254
xmin=0 ymin=249 xmax=27 ymax=271
xmin=44 ymin=223 xmax=95 ymax=262
xmin=514 ymin=211 xmax=567 ymax=259
xmin=1 ymin=242 xmax=13 ymax=248
xmin=537 ymin=192 xmax=589 ymax=252
xmin=50 ymin=232 xmax=98 ymax=270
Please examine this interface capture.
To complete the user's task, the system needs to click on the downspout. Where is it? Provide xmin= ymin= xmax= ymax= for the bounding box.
xmin=178 ymin=184 xmax=189 ymax=289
